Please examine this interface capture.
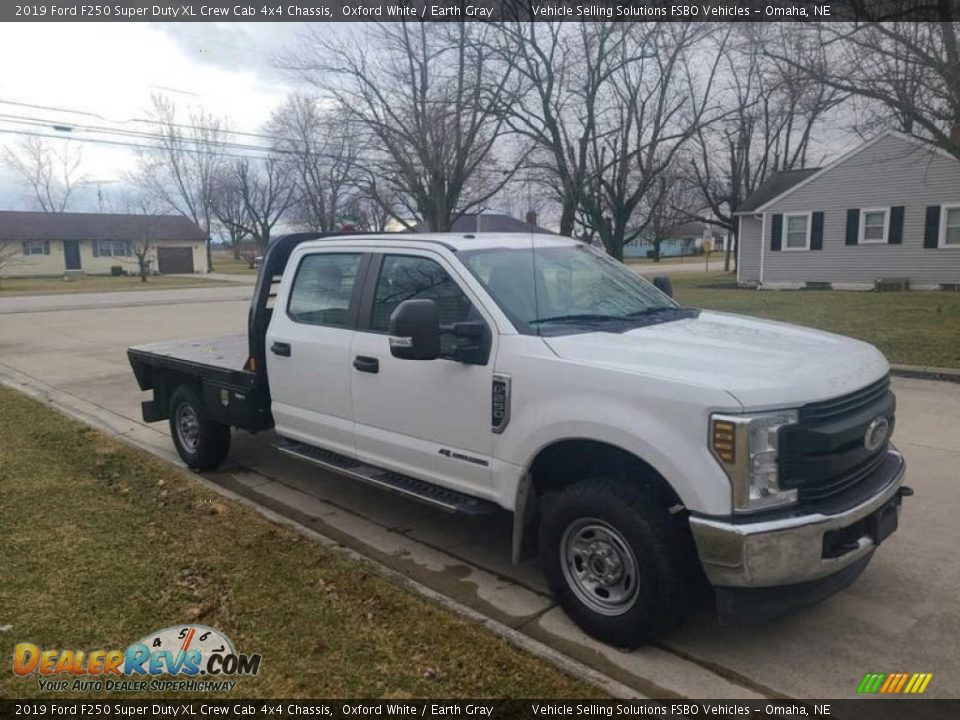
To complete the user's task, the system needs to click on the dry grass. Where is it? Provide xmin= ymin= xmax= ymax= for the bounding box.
xmin=0 ymin=275 xmax=231 ymax=296
xmin=0 ymin=387 xmax=603 ymax=700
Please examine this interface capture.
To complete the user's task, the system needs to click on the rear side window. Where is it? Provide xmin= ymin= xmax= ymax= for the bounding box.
xmin=371 ymin=255 xmax=473 ymax=332
xmin=288 ymin=253 xmax=362 ymax=327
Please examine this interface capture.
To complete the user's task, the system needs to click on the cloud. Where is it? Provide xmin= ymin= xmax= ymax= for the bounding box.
xmin=0 ymin=22 xmax=307 ymax=211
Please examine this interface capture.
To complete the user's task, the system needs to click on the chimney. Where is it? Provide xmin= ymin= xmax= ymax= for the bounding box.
xmin=525 ymin=210 xmax=538 ymax=228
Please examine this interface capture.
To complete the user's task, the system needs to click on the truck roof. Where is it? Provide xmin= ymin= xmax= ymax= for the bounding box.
xmin=296 ymin=232 xmax=581 ymax=253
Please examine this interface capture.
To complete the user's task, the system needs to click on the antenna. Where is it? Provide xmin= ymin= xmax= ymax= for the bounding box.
xmin=529 ymin=201 xmax=541 ymax=337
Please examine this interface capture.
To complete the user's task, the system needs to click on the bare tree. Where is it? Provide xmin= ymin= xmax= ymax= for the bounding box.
xmin=2 ymin=137 xmax=85 ymax=212
xmin=687 ymin=25 xmax=847 ymax=270
xmin=579 ymin=23 xmax=726 ymax=261
xmin=494 ymin=22 xmax=629 ymax=237
xmin=281 ymin=22 xmax=525 ymax=231
xmin=266 ymin=95 xmax=362 ymax=232
xmin=771 ymin=18 xmax=960 ymax=160
xmin=643 ymin=174 xmax=702 ymax=262
xmin=131 ymin=95 xmax=228 ymax=271
xmin=210 ymin=173 xmax=250 ymax=260
xmin=115 ymin=192 xmax=164 ymax=283
xmin=219 ymin=156 xmax=297 ymax=252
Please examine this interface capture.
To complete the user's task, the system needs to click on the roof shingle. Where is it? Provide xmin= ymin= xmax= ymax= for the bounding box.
xmin=0 ymin=211 xmax=207 ymax=242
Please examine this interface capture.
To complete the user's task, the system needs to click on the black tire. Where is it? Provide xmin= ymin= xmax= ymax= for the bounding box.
xmin=539 ymin=477 xmax=697 ymax=647
xmin=168 ymin=385 xmax=231 ymax=471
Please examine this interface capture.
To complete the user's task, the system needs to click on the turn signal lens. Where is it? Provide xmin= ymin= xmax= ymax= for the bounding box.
xmin=712 ymin=420 xmax=737 ymax=463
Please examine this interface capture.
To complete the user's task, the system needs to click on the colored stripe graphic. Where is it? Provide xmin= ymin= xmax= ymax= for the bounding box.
xmin=857 ymin=672 xmax=932 ymax=694
xmin=857 ymin=673 xmax=886 ymax=693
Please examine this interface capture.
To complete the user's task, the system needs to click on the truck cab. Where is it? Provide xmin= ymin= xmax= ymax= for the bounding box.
xmin=129 ymin=232 xmax=909 ymax=647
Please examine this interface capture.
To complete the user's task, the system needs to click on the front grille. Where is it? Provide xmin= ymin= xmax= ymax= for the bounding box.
xmin=781 ymin=375 xmax=895 ymax=508
xmin=798 ymin=376 xmax=890 ymax=424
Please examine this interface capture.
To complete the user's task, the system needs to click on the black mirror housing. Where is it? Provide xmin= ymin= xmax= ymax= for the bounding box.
xmin=389 ymin=299 xmax=441 ymax=360
xmin=652 ymin=275 xmax=673 ymax=298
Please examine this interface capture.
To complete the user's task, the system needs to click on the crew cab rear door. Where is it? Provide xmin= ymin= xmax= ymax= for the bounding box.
xmin=266 ymin=249 xmax=368 ymax=457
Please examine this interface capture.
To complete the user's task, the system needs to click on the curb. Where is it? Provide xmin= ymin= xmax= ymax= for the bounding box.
xmin=890 ymin=365 xmax=960 ymax=384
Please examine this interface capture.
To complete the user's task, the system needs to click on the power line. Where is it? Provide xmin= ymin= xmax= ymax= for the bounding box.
xmin=0 ymin=128 xmax=278 ymax=162
xmin=0 ymin=98 xmax=301 ymax=145
xmin=0 ymin=113 xmax=286 ymax=155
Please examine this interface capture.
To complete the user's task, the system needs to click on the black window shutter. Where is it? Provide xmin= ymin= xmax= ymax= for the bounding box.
xmin=888 ymin=206 xmax=904 ymax=244
xmin=845 ymin=209 xmax=860 ymax=245
xmin=43 ymin=241 xmax=50 ymax=255
xmin=22 ymin=241 xmax=28 ymax=255
xmin=92 ymin=240 xmax=99 ymax=258
xmin=810 ymin=211 xmax=824 ymax=250
xmin=770 ymin=214 xmax=783 ymax=251
xmin=924 ymin=206 xmax=941 ymax=248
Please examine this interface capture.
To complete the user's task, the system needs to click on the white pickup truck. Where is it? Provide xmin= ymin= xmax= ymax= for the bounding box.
xmin=128 ymin=232 xmax=910 ymax=647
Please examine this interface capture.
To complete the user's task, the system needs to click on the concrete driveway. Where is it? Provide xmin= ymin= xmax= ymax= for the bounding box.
xmin=1 ymin=287 xmax=957 ymax=699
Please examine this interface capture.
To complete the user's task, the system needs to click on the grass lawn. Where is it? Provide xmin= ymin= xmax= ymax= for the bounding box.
xmin=0 ymin=275 xmax=231 ymax=296
xmin=671 ymin=273 xmax=960 ymax=369
xmin=211 ymin=250 xmax=257 ymax=275
xmin=0 ymin=387 xmax=601 ymax=700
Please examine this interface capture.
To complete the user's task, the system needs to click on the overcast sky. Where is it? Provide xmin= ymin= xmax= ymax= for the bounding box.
xmin=0 ymin=22 xmax=312 ymax=211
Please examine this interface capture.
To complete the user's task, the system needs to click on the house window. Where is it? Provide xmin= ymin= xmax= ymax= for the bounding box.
xmin=23 ymin=240 xmax=46 ymax=255
xmin=860 ymin=208 xmax=889 ymax=244
xmin=96 ymin=240 xmax=130 ymax=257
xmin=784 ymin=213 xmax=810 ymax=250
xmin=942 ymin=205 xmax=960 ymax=247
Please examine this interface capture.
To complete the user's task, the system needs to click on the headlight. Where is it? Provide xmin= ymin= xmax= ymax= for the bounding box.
xmin=710 ymin=411 xmax=799 ymax=513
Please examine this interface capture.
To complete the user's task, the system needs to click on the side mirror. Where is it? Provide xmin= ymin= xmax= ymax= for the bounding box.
xmin=389 ymin=299 xmax=441 ymax=360
xmin=652 ymin=275 xmax=673 ymax=298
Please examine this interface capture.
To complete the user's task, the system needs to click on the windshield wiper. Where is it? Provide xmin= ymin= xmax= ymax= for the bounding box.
xmin=624 ymin=306 xmax=682 ymax=317
xmin=529 ymin=313 xmax=627 ymax=325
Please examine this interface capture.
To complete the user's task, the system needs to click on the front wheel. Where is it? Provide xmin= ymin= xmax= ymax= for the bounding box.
xmin=539 ymin=477 xmax=697 ymax=647
xmin=168 ymin=385 xmax=231 ymax=471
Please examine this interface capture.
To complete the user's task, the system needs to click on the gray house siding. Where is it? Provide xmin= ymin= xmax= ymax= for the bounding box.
xmin=744 ymin=134 xmax=960 ymax=287
xmin=738 ymin=215 xmax=763 ymax=283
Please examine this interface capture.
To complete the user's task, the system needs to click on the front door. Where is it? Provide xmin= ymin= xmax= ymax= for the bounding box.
xmin=350 ymin=252 xmax=495 ymax=494
xmin=266 ymin=251 xmax=366 ymax=457
xmin=63 ymin=240 xmax=81 ymax=270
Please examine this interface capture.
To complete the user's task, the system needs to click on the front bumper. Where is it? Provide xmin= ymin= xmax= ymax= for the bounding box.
xmin=689 ymin=448 xmax=907 ymax=589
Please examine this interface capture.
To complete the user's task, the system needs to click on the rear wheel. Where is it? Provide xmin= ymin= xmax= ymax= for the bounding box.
xmin=168 ymin=385 xmax=231 ymax=471
xmin=539 ymin=477 xmax=697 ymax=647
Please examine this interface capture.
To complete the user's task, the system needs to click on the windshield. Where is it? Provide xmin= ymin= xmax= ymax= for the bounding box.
xmin=460 ymin=244 xmax=682 ymax=335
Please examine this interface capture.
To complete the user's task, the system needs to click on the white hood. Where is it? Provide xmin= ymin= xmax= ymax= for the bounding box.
xmin=543 ymin=310 xmax=889 ymax=409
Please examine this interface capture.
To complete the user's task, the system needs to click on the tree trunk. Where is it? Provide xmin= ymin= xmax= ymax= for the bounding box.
xmin=206 ymin=237 xmax=213 ymax=273
xmin=558 ymin=199 xmax=577 ymax=238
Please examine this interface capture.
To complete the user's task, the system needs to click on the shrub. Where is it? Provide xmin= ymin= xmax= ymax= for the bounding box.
xmin=110 ymin=265 xmax=123 ymax=277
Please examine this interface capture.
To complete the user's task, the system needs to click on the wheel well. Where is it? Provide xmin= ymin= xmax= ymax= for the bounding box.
xmin=529 ymin=439 xmax=681 ymax=508
xmin=512 ymin=439 xmax=684 ymax=565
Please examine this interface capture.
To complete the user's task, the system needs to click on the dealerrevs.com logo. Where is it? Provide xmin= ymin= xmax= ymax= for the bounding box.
xmin=13 ymin=625 xmax=261 ymax=693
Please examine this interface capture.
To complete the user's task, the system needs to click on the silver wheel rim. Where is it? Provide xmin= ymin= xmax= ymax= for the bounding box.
xmin=560 ymin=518 xmax=640 ymax=616
xmin=175 ymin=403 xmax=201 ymax=453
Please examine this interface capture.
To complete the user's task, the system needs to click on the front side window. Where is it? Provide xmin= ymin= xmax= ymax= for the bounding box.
xmin=371 ymin=255 xmax=473 ymax=332
xmin=943 ymin=206 xmax=960 ymax=247
xmin=784 ymin=214 xmax=809 ymax=250
xmin=861 ymin=209 xmax=888 ymax=243
xmin=97 ymin=240 xmax=130 ymax=257
xmin=24 ymin=240 xmax=45 ymax=255
xmin=288 ymin=253 xmax=362 ymax=327
xmin=461 ymin=243 xmax=682 ymax=335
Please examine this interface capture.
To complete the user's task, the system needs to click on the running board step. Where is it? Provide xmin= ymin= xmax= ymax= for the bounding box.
xmin=273 ymin=438 xmax=499 ymax=516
